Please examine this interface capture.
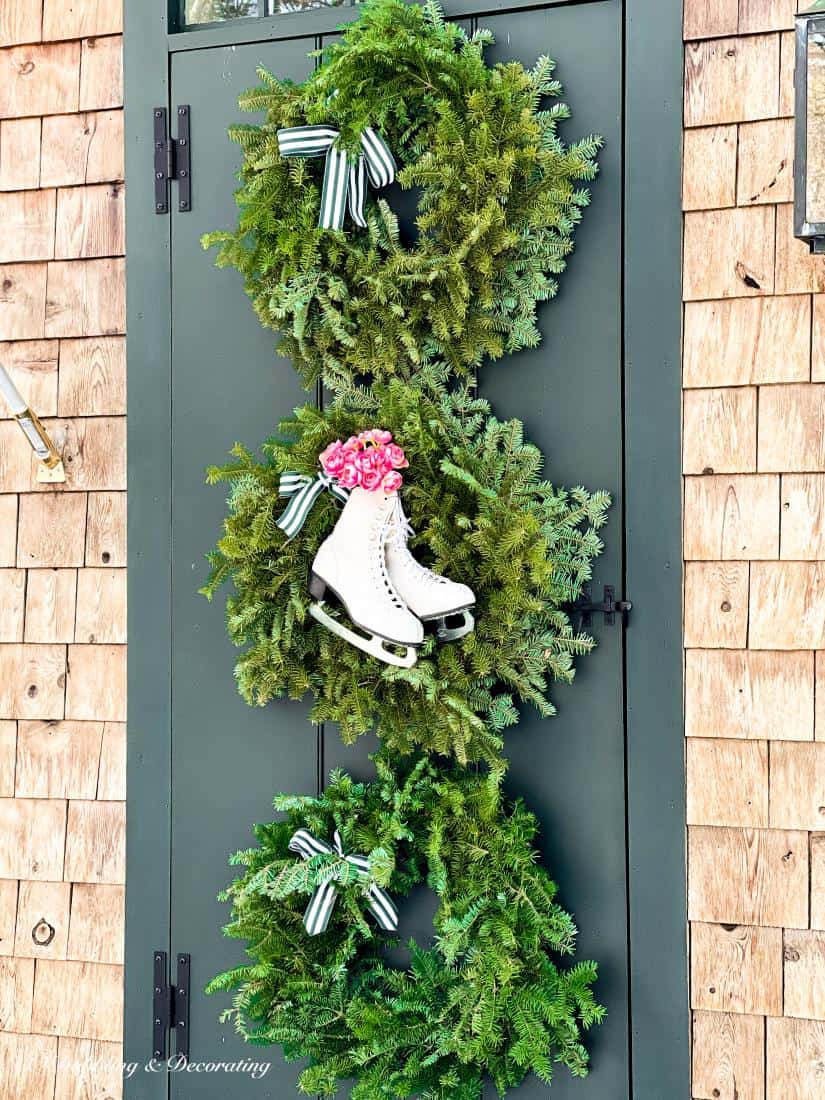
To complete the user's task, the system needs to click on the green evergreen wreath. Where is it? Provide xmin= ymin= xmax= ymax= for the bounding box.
xmin=203 ymin=0 xmax=600 ymax=397
xmin=207 ymin=754 xmax=604 ymax=1098
xmin=202 ymin=377 xmax=609 ymax=764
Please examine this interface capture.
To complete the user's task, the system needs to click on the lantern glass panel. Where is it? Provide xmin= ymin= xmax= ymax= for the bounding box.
xmin=807 ymin=30 xmax=825 ymax=224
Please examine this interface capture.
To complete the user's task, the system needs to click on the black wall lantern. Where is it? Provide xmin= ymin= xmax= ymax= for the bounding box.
xmin=796 ymin=1 xmax=825 ymax=253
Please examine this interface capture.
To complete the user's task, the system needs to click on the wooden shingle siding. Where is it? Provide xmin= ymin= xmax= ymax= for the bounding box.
xmin=45 ymin=258 xmax=126 ymax=337
xmin=67 ymin=884 xmax=124 ymax=964
xmin=766 ymin=1017 xmax=825 ymax=1098
xmin=683 ymin=475 xmax=779 ymax=560
xmin=0 ymin=3 xmax=43 ymax=48
xmin=0 ymin=646 xmax=67 ymax=720
xmin=691 ymin=921 xmax=783 ymax=1015
xmin=23 ymin=570 xmax=78 ymax=644
xmin=64 ymin=645 xmax=126 ymax=723
xmin=684 ymin=2 xmax=825 ymax=1094
xmin=0 ymin=263 xmax=48 ymax=340
xmin=0 ymin=43 xmax=80 ymax=118
xmin=14 ymin=721 xmax=104 ymax=800
xmin=686 ymin=738 xmax=769 ymax=826
xmin=683 ymin=296 xmax=809 ymax=387
xmin=0 ymin=117 xmax=41 ymax=190
xmin=0 ymin=3 xmax=126 ymax=1089
xmin=682 ymin=125 xmax=737 ymax=210
xmin=0 ymin=340 xmax=59 ymax=416
xmin=683 ymin=207 xmax=775 ymax=299
xmin=13 ymin=881 xmax=70 ymax=960
xmin=0 ymin=497 xmax=17 ymax=567
xmin=31 ymin=959 xmax=122 ymax=1042
xmin=58 ymin=337 xmax=126 ymax=417
xmin=688 ymin=826 xmax=809 ymax=928
xmin=692 ymin=1010 xmax=765 ymax=1100
xmin=40 ymin=111 xmax=124 ymax=188
xmin=738 ymin=0 xmax=799 ymax=35
xmin=55 ymin=1037 xmax=122 ymax=1100
xmin=84 ymin=492 xmax=126 ymax=567
xmin=42 ymin=1 xmax=123 ymax=42
xmin=683 ymin=561 xmax=750 ymax=647
xmin=0 ymin=190 xmax=56 ymax=262
xmin=0 ymin=1033 xmax=56 ymax=1096
xmin=0 ymin=723 xmax=16 ymax=796
xmin=736 ymin=118 xmax=794 ymax=206
xmin=78 ymin=36 xmax=122 ymax=113
xmin=55 ymin=184 xmax=125 ymax=260
xmin=683 ymin=387 xmax=757 ymax=473
xmin=685 ymin=649 xmax=815 ymax=741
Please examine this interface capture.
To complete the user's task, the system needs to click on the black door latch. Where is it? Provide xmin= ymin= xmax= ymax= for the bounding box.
xmin=153 ymin=950 xmax=190 ymax=1062
xmin=569 ymin=584 xmax=632 ymax=631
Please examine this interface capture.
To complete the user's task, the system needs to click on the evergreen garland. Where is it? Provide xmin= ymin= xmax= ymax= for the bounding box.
xmin=202 ymin=0 xmax=600 ymax=398
xmin=203 ymin=377 xmax=609 ymax=764
xmin=203 ymin=2 xmax=609 ymax=1089
xmin=207 ymin=754 xmax=605 ymax=1098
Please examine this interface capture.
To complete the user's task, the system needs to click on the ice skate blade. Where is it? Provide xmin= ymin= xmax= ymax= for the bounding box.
xmin=434 ymin=609 xmax=475 ymax=643
xmin=310 ymin=602 xmax=418 ymax=668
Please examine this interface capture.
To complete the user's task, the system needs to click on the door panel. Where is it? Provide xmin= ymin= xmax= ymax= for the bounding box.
xmin=481 ymin=6 xmax=627 ymax=1098
xmin=168 ymin=4 xmax=627 ymax=1097
xmin=169 ymin=38 xmax=319 ymax=1099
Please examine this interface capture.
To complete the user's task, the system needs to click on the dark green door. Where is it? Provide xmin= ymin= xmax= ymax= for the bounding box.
xmin=125 ymin=1 xmax=686 ymax=1097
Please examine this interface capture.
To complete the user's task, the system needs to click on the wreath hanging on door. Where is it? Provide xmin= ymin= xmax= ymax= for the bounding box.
xmin=207 ymin=755 xmax=604 ymax=1098
xmin=202 ymin=0 xmax=600 ymax=399
xmin=202 ymin=0 xmax=609 ymax=1092
xmin=202 ymin=378 xmax=609 ymax=764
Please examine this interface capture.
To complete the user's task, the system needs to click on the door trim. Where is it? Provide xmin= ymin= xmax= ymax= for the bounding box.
xmin=623 ymin=1 xmax=687 ymax=1094
xmin=124 ymin=0 xmax=686 ymax=1095
xmin=124 ymin=1 xmax=173 ymax=1096
xmin=167 ymin=0 xmax=609 ymax=51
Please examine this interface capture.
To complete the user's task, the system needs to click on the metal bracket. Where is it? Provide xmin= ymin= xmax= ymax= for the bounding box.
xmin=152 ymin=950 xmax=190 ymax=1062
xmin=36 ymin=459 xmax=66 ymax=484
xmin=153 ymin=106 xmax=191 ymax=214
xmin=569 ymin=584 xmax=632 ymax=632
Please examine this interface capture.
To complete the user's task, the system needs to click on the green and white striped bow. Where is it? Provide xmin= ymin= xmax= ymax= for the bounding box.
xmin=277 ymin=471 xmax=349 ymax=540
xmin=288 ymin=828 xmax=399 ymax=936
xmin=277 ymin=124 xmax=396 ymax=230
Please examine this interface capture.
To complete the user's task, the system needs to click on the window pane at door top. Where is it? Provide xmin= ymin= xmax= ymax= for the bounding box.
xmin=183 ymin=0 xmax=346 ymax=25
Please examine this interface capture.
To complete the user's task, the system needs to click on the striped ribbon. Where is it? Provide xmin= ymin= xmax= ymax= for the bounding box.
xmin=277 ymin=471 xmax=349 ymax=540
xmin=288 ymin=828 xmax=399 ymax=936
xmin=277 ymin=124 xmax=396 ymax=230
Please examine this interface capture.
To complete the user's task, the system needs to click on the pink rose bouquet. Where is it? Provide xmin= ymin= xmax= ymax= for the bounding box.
xmin=319 ymin=429 xmax=408 ymax=494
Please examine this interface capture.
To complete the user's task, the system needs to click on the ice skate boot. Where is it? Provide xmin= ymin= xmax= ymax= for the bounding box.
xmin=386 ymin=496 xmax=475 ymax=642
xmin=309 ymin=487 xmax=424 ymax=668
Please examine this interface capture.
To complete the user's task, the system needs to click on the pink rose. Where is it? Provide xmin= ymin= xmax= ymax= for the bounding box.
xmin=355 ymin=449 xmax=380 ymax=473
xmin=360 ymin=468 xmax=384 ymax=491
xmin=382 ymin=470 xmax=403 ymax=493
xmin=319 ymin=440 xmax=345 ymax=475
xmin=358 ymin=429 xmax=392 ymax=448
xmin=337 ymin=462 xmax=360 ymax=489
xmin=386 ymin=444 xmax=408 ymax=469
xmin=343 ymin=435 xmax=361 ymax=453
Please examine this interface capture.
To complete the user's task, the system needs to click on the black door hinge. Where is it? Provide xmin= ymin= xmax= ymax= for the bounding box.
xmin=153 ymin=106 xmax=191 ymax=214
xmin=152 ymin=950 xmax=190 ymax=1062
xmin=569 ymin=584 xmax=632 ymax=632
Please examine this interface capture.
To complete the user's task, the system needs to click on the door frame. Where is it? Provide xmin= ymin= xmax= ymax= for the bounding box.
xmin=123 ymin=1 xmax=686 ymax=1096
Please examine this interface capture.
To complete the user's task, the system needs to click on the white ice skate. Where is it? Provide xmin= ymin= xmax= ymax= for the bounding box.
xmin=309 ymin=487 xmax=424 ymax=668
xmin=386 ymin=496 xmax=476 ymax=642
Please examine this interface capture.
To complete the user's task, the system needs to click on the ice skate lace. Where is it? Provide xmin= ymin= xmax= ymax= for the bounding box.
xmin=387 ymin=496 xmax=450 ymax=588
xmin=367 ymin=499 xmax=409 ymax=610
